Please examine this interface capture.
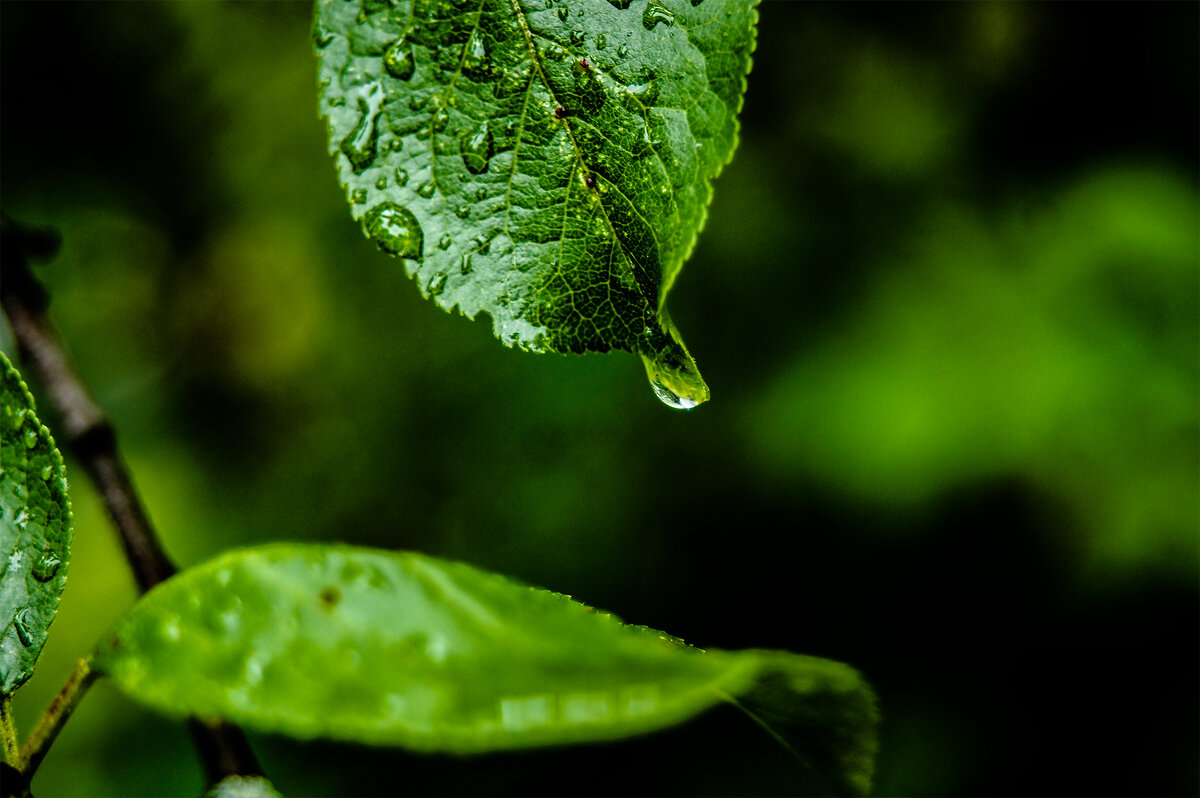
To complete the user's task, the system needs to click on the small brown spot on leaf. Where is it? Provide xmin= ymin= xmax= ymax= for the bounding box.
xmin=319 ymin=585 xmax=341 ymax=609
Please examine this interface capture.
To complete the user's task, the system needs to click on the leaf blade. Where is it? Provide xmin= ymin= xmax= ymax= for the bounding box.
xmin=315 ymin=0 xmax=759 ymax=407
xmin=93 ymin=544 xmax=876 ymax=793
xmin=0 ymin=353 xmax=72 ymax=695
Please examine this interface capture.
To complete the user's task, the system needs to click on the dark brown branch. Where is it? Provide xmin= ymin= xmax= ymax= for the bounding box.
xmin=1 ymin=219 xmax=263 ymax=784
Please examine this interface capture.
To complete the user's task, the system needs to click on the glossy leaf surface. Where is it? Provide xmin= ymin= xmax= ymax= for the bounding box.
xmin=0 ymin=353 xmax=72 ymax=694
xmin=315 ymin=0 xmax=759 ymax=408
xmin=94 ymin=544 xmax=876 ymax=794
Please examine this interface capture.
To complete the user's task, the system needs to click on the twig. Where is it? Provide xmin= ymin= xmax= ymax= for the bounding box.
xmin=0 ymin=218 xmax=263 ymax=784
xmin=1 ymin=695 xmax=19 ymax=766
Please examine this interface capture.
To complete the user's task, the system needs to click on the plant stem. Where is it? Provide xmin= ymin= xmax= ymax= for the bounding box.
xmin=1 ymin=695 xmax=19 ymax=766
xmin=0 ymin=218 xmax=263 ymax=784
xmin=18 ymin=659 xmax=95 ymax=780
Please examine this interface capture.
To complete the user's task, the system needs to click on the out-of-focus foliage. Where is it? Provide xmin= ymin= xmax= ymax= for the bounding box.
xmin=1 ymin=2 xmax=1195 ymax=796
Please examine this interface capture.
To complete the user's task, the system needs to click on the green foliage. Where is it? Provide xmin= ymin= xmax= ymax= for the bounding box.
xmin=315 ymin=0 xmax=759 ymax=408
xmin=0 ymin=354 xmax=72 ymax=695
xmin=94 ymin=544 xmax=877 ymax=794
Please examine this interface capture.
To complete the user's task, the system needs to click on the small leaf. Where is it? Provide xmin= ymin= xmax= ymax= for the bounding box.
xmin=93 ymin=544 xmax=876 ymax=794
xmin=315 ymin=0 xmax=760 ymax=408
xmin=0 ymin=353 xmax=72 ymax=695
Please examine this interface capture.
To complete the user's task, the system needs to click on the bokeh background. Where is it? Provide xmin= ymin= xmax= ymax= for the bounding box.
xmin=2 ymin=1 xmax=1196 ymax=795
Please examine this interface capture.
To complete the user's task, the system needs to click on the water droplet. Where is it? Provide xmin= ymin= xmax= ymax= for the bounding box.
xmin=416 ymin=180 xmax=437 ymax=198
xmin=427 ymin=272 xmax=448 ymax=297
xmin=32 ymin=551 xmax=61 ymax=582
xmin=642 ymin=1 xmax=674 ymax=29
xmin=339 ymin=84 xmax=385 ymax=174
xmin=640 ymin=319 xmax=709 ymax=410
xmin=383 ymin=38 xmax=416 ymax=80
xmin=596 ymin=34 xmax=607 ymax=49
xmin=460 ymin=121 xmax=494 ymax=175
xmin=14 ymin=608 xmax=35 ymax=647
xmin=387 ymin=138 xmax=404 ymax=153
xmin=622 ymin=80 xmax=660 ymax=110
xmin=474 ymin=186 xmax=488 ymax=201
xmin=10 ymin=408 xmax=26 ymax=431
xmin=459 ymin=253 xmax=473 ymax=275
xmin=606 ymin=0 xmax=633 ymax=8
xmin=454 ymin=203 xmax=471 ymax=219
xmin=313 ymin=23 xmax=335 ymax=49
xmin=408 ymin=94 xmax=429 ymax=111
xmin=40 ymin=464 xmax=53 ymax=480
xmin=616 ymin=44 xmax=629 ymax=58
xmin=438 ymin=233 xmax=453 ymax=250
xmin=569 ymin=29 xmax=585 ymax=46
xmin=364 ymin=202 xmax=424 ymax=259
xmin=329 ymin=96 xmax=346 ymax=107
xmin=691 ymin=0 xmax=704 ymax=5
xmin=351 ymin=188 xmax=368 ymax=204
xmin=462 ymin=30 xmax=491 ymax=79
xmin=23 ymin=428 xmax=38 ymax=449
xmin=557 ymin=6 xmax=569 ymax=21
xmin=431 ymin=107 xmax=450 ymax=133
xmin=394 ymin=167 xmax=409 ymax=186
xmin=375 ymin=176 xmax=388 ymax=190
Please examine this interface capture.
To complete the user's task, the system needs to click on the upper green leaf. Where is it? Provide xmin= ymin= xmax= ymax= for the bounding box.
xmin=0 ymin=353 xmax=72 ymax=695
xmin=93 ymin=544 xmax=877 ymax=794
xmin=315 ymin=0 xmax=759 ymax=409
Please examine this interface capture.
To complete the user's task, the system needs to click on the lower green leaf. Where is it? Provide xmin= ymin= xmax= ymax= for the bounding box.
xmin=93 ymin=544 xmax=877 ymax=794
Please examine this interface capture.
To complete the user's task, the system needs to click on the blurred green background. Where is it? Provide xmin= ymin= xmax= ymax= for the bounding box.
xmin=2 ymin=1 xmax=1196 ymax=795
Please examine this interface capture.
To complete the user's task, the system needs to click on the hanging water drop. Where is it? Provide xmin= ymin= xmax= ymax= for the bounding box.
xmin=339 ymin=83 xmax=385 ymax=174
xmin=23 ymin=428 xmax=37 ymax=449
xmin=460 ymin=121 xmax=494 ymax=175
xmin=32 ymin=551 xmax=61 ymax=582
xmin=416 ymin=180 xmax=437 ymax=198
xmin=364 ymin=202 xmax=424 ymax=259
xmin=640 ymin=319 xmax=710 ymax=410
xmin=438 ymin=233 xmax=453 ymax=250
xmin=642 ymin=1 xmax=675 ymax=29
xmin=394 ymin=167 xmax=409 ymax=186
xmin=383 ymin=38 xmax=416 ymax=80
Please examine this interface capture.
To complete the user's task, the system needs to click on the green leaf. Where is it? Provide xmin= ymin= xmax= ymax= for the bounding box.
xmin=93 ymin=544 xmax=877 ymax=795
xmin=315 ymin=0 xmax=759 ymax=409
xmin=0 ymin=353 xmax=72 ymax=695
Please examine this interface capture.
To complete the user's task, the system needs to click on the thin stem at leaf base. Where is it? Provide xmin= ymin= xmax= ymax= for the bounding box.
xmin=1 ymin=695 xmax=19 ymax=766
xmin=19 ymin=658 xmax=96 ymax=781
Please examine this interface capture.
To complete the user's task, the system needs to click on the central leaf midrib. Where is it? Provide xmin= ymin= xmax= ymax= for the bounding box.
xmin=502 ymin=0 xmax=660 ymax=312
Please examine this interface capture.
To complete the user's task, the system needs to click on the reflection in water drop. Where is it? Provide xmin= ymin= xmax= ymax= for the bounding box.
xmin=642 ymin=1 xmax=675 ymax=30
xmin=364 ymin=202 xmax=424 ymax=260
xmin=339 ymin=83 xmax=385 ymax=174
xmin=32 ymin=551 xmax=61 ymax=582
xmin=383 ymin=38 xmax=416 ymax=80
xmin=14 ymin=608 xmax=35 ymax=647
xmin=460 ymin=121 xmax=494 ymax=174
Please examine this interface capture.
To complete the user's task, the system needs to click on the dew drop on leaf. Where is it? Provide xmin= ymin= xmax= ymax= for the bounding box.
xmin=394 ymin=167 xmax=409 ymax=187
xmin=569 ymin=29 xmax=585 ymax=46
xmin=313 ymin=23 xmax=335 ymax=49
xmin=616 ymin=44 xmax=629 ymax=58
xmin=431 ymin=107 xmax=450 ymax=133
xmin=454 ymin=204 xmax=471 ymax=219
xmin=606 ymin=0 xmax=633 ymax=8
xmin=642 ymin=1 xmax=675 ymax=30
xmin=364 ymin=202 xmax=424 ymax=260
xmin=14 ymin=609 xmax=35 ymax=647
xmin=474 ymin=186 xmax=488 ymax=201
xmin=438 ymin=232 xmax=454 ymax=250
xmin=463 ymin=30 xmax=491 ymax=78
xmin=351 ymin=188 xmax=368 ymax=204
xmin=375 ymin=176 xmax=389 ymax=190
xmin=596 ymin=33 xmax=607 ymax=49
xmin=557 ymin=6 xmax=569 ymax=21
xmin=459 ymin=253 xmax=473 ymax=275
xmin=382 ymin=38 xmax=416 ymax=80
xmin=40 ymin=464 xmax=52 ymax=480
xmin=427 ymin=272 xmax=448 ymax=297
xmin=328 ymin=95 xmax=346 ymax=107
xmin=460 ymin=121 xmax=494 ymax=175
xmin=32 ymin=551 xmax=61 ymax=583
xmin=339 ymin=84 xmax=385 ymax=174
xmin=416 ymin=180 xmax=437 ymax=199
xmin=23 ymin=428 xmax=37 ymax=449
